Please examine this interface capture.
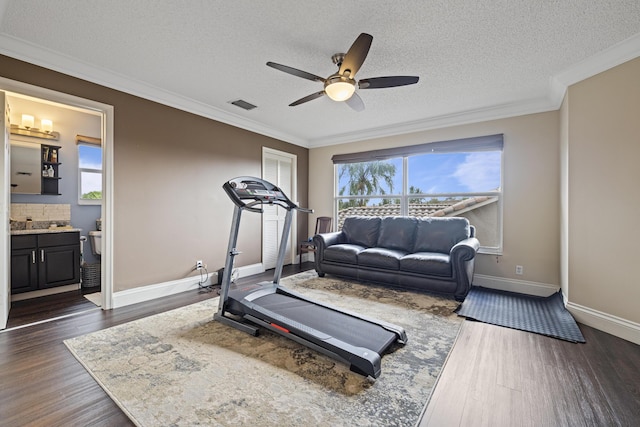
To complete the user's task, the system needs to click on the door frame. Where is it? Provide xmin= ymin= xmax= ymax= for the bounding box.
xmin=262 ymin=147 xmax=297 ymax=268
xmin=1 ymin=92 xmax=10 ymax=328
xmin=0 ymin=77 xmax=115 ymax=317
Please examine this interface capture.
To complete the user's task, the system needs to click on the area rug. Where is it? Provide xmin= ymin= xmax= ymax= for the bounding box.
xmin=456 ymin=286 xmax=585 ymax=343
xmin=64 ymin=271 xmax=462 ymax=427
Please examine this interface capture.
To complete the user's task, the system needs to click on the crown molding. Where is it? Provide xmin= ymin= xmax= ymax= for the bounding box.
xmin=307 ymin=95 xmax=559 ymax=148
xmin=1 ymin=31 xmax=638 ymax=149
xmin=0 ymin=34 xmax=308 ymax=147
xmin=552 ymin=32 xmax=640 ymax=89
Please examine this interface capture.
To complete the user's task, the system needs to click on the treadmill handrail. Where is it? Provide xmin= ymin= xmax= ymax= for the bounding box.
xmin=223 ymin=176 xmax=306 ymax=212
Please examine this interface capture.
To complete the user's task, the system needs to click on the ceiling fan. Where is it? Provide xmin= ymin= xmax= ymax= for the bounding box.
xmin=266 ymin=33 xmax=419 ymax=112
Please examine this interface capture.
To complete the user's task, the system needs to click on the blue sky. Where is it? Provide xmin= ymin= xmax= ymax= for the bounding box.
xmin=409 ymin=152 xmax=501 ymax=194
xmin=339 ymin=151 xmax=501 ymax=196
xmin=78 ymin=145 xmax=102 ymax=169
xmin=78 ymin=145 xmax=102 ymax=194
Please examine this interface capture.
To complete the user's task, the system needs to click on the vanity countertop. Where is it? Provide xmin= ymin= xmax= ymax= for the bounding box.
xmin=11 ymin=227 xmax=82 ymax=235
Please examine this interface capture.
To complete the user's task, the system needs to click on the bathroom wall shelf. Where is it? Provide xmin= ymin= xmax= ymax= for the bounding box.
xmin=41 ymin=144 xmax=61 ymax=195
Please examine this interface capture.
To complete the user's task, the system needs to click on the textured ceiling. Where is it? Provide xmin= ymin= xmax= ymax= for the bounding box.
xmin=1 ymin=0 xmax=640 ymax=148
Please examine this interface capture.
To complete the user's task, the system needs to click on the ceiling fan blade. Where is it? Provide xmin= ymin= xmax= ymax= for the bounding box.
xmin=358 ymin=76 xmax=419 ymax=89
xmin=339 ymin=33 xmax=373 ymax=77
xmin=345 ymin=92 xmax=365 ymax=112
xmin=289 ymin=90 xmax=326 ymax=106
xmin=266 ymin=62 xmax=325 ymax=83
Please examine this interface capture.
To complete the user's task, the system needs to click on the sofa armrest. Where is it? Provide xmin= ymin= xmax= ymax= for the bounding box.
xmin=450 ymin=237 xmax=480 ymax=300
xmin=451 ymin=237 xmax=480 ymax=261
xmin=313 ymin=231 xmax=346 ymax=259
xmin=314 ymin=231 xmax=344 ymax=249
xmin=312 ymin=231 xmax=345 ymax=274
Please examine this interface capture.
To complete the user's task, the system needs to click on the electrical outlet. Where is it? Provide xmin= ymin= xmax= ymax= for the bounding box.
xmin=515 ymin=265 xmax=524 ymax=275
xmin=196 ymin=260 xmax=203 ymax=270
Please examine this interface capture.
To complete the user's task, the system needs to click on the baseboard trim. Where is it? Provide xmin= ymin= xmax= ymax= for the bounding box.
xmin=473 ymin=274 xmax=559 ymax=297
xmin=566 ymin=302 xmax=640 ymax=345
xmin=235 ymin=263 xmax=265 ymax=278
xmin=112 ymin=274 xmax=213 ymax=308
xmin=112 ymin=263 xmax=265 ymax=309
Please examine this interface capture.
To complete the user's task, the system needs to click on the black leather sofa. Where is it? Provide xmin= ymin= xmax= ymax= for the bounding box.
xmin=313 ymin=216 xmax=480 ymax=301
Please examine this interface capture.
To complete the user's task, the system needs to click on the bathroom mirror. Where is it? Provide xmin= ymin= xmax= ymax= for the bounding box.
xmin=10 ymin=139 xmax=41 ymax=194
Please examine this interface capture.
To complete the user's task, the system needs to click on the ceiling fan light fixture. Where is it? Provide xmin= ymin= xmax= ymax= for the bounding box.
xmin=324 ymin=76 xmax=356 ymax=102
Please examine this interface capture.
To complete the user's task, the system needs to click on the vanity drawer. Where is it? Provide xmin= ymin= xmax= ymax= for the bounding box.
xmin=11 ymin=235 xmax=37 ymax=250
xmin=38 ymin=232 xmax=80 ymax=247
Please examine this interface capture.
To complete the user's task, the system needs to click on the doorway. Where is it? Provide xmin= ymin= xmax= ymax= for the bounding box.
xmin=262 ymin=147 xmax=297 ymax=270
xmin=0 ymin=77 xmax=114 ymax=330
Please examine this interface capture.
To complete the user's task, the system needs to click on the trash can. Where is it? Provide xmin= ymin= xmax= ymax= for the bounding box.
xmin=81 ymin=262 xmax=101 ymax=288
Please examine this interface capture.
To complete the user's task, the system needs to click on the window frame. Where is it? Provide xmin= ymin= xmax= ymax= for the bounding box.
xmin=77 ymin=138 xmax=103 ymax=206
xmin=333 ymin=135 xmax=504 ymax=254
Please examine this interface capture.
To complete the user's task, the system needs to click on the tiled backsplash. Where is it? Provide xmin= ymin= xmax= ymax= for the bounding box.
xmin=10 ymin=203 xmax=71 ymax=230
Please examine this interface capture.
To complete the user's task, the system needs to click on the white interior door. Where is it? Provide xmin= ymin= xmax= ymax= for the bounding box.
xmin=262 ymin=148 xmax=296 ymax=270
xmin=0 ymin=91 xmax=11 ymax=329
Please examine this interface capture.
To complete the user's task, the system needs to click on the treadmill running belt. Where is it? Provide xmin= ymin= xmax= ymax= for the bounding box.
xmin=254 ymin=293 xmax=397 ymax=354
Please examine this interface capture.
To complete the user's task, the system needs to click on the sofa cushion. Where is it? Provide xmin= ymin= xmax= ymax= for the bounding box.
xmin=413 ymin=217 xmax=471 ymax=254
xmin=323 ymin=244 xmax=365 ymax=265
xmin=358 ymin=247 xmax=407 ymax=270
xmin=400 ymin=252 xmax=452 ymax=276
xmin=377 ymin=217 xmax=417 ymax=252
xmin=342 ymin=216 xmax=381 ymax=248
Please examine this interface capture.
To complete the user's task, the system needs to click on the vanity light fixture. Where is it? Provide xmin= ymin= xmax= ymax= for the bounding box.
xmin=41 ymin=119 xmax=53 ymax=133
xmin=21 ymin=114 xmax=34 ymax=129
xmin=11 ymin=114 xmax=59 ymax=140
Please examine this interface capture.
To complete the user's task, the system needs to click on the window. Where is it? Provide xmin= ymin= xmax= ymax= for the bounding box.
xmin=333 ymin=134 xmax=503 ymax=253
xmin=77 ymin=139 xmax=102 ymax=204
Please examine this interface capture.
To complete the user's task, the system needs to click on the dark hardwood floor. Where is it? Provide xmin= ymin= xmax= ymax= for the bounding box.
xmin=1 ymin=264 xmax=639 ymax=427
xmin=6 ymin=287 xmax=100 ymax=329
xmin=420 ymin=320 xmax=640 ymax=426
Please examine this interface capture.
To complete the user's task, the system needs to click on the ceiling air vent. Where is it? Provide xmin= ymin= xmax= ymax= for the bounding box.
xmin=230 ymin=99 xmax=257 ymax=111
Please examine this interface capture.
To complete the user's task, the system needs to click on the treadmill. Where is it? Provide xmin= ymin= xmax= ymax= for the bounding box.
xmin=214 ymin=176 xmax=407 ymax=378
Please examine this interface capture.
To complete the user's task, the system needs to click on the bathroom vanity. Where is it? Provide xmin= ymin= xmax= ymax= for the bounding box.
xmin=10 ymin=229 xmax=81 ymax=294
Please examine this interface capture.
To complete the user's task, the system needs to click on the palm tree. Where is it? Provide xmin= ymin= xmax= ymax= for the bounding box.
xmin=408 ymin=185 xmax=426 ymax=203
xmin=338 ymin=161 xmax=396 ymax=208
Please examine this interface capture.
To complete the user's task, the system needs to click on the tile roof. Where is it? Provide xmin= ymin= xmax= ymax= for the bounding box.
xmin=337 ymin=196 xmax=498 ymax=229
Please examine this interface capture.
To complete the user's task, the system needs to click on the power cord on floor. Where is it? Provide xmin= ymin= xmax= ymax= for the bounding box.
xmin=197 ymin=266 xmax=215 ymax=293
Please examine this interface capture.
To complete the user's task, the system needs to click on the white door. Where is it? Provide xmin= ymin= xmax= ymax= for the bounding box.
xmin=0 ymin=92 xmax=11 ymax=329
xmin=262 ymin=148 xmax=296 ymax=270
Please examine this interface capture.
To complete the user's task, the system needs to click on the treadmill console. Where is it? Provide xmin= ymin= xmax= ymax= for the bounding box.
xmin=223 ymin=176 xmax=297 ymax=210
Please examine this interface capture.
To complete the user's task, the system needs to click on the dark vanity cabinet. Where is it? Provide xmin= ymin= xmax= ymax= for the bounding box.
xmin=11 ymin=236 xmax=39 ymax=293
xmin=11 ymin=232 xmax=81 ymax=294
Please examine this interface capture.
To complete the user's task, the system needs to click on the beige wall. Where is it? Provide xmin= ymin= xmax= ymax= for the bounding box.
xmin=309 ymin=112 xmax=561 ymax=286
xmin=564 ymin=57 xmax=640 ymax=323
xmin=0 ymin=55 xmax=309 ymax=292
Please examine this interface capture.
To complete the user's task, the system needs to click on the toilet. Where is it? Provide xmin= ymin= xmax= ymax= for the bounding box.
xmin=88 ymin=230 xmax=102 ymax=257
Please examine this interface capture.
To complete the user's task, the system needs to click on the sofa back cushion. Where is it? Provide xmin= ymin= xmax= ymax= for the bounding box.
xmin=342 ymin=216 xmax=381 ymax=248
xmin=413 ymin=217 xmax=471 ymax=253
xmin=377 ymin=217 xmax=417 ymax=252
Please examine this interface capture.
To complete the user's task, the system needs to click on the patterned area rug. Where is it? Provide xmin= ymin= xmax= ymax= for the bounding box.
xmin=64 ymin=271 xmax=462 ymax=427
